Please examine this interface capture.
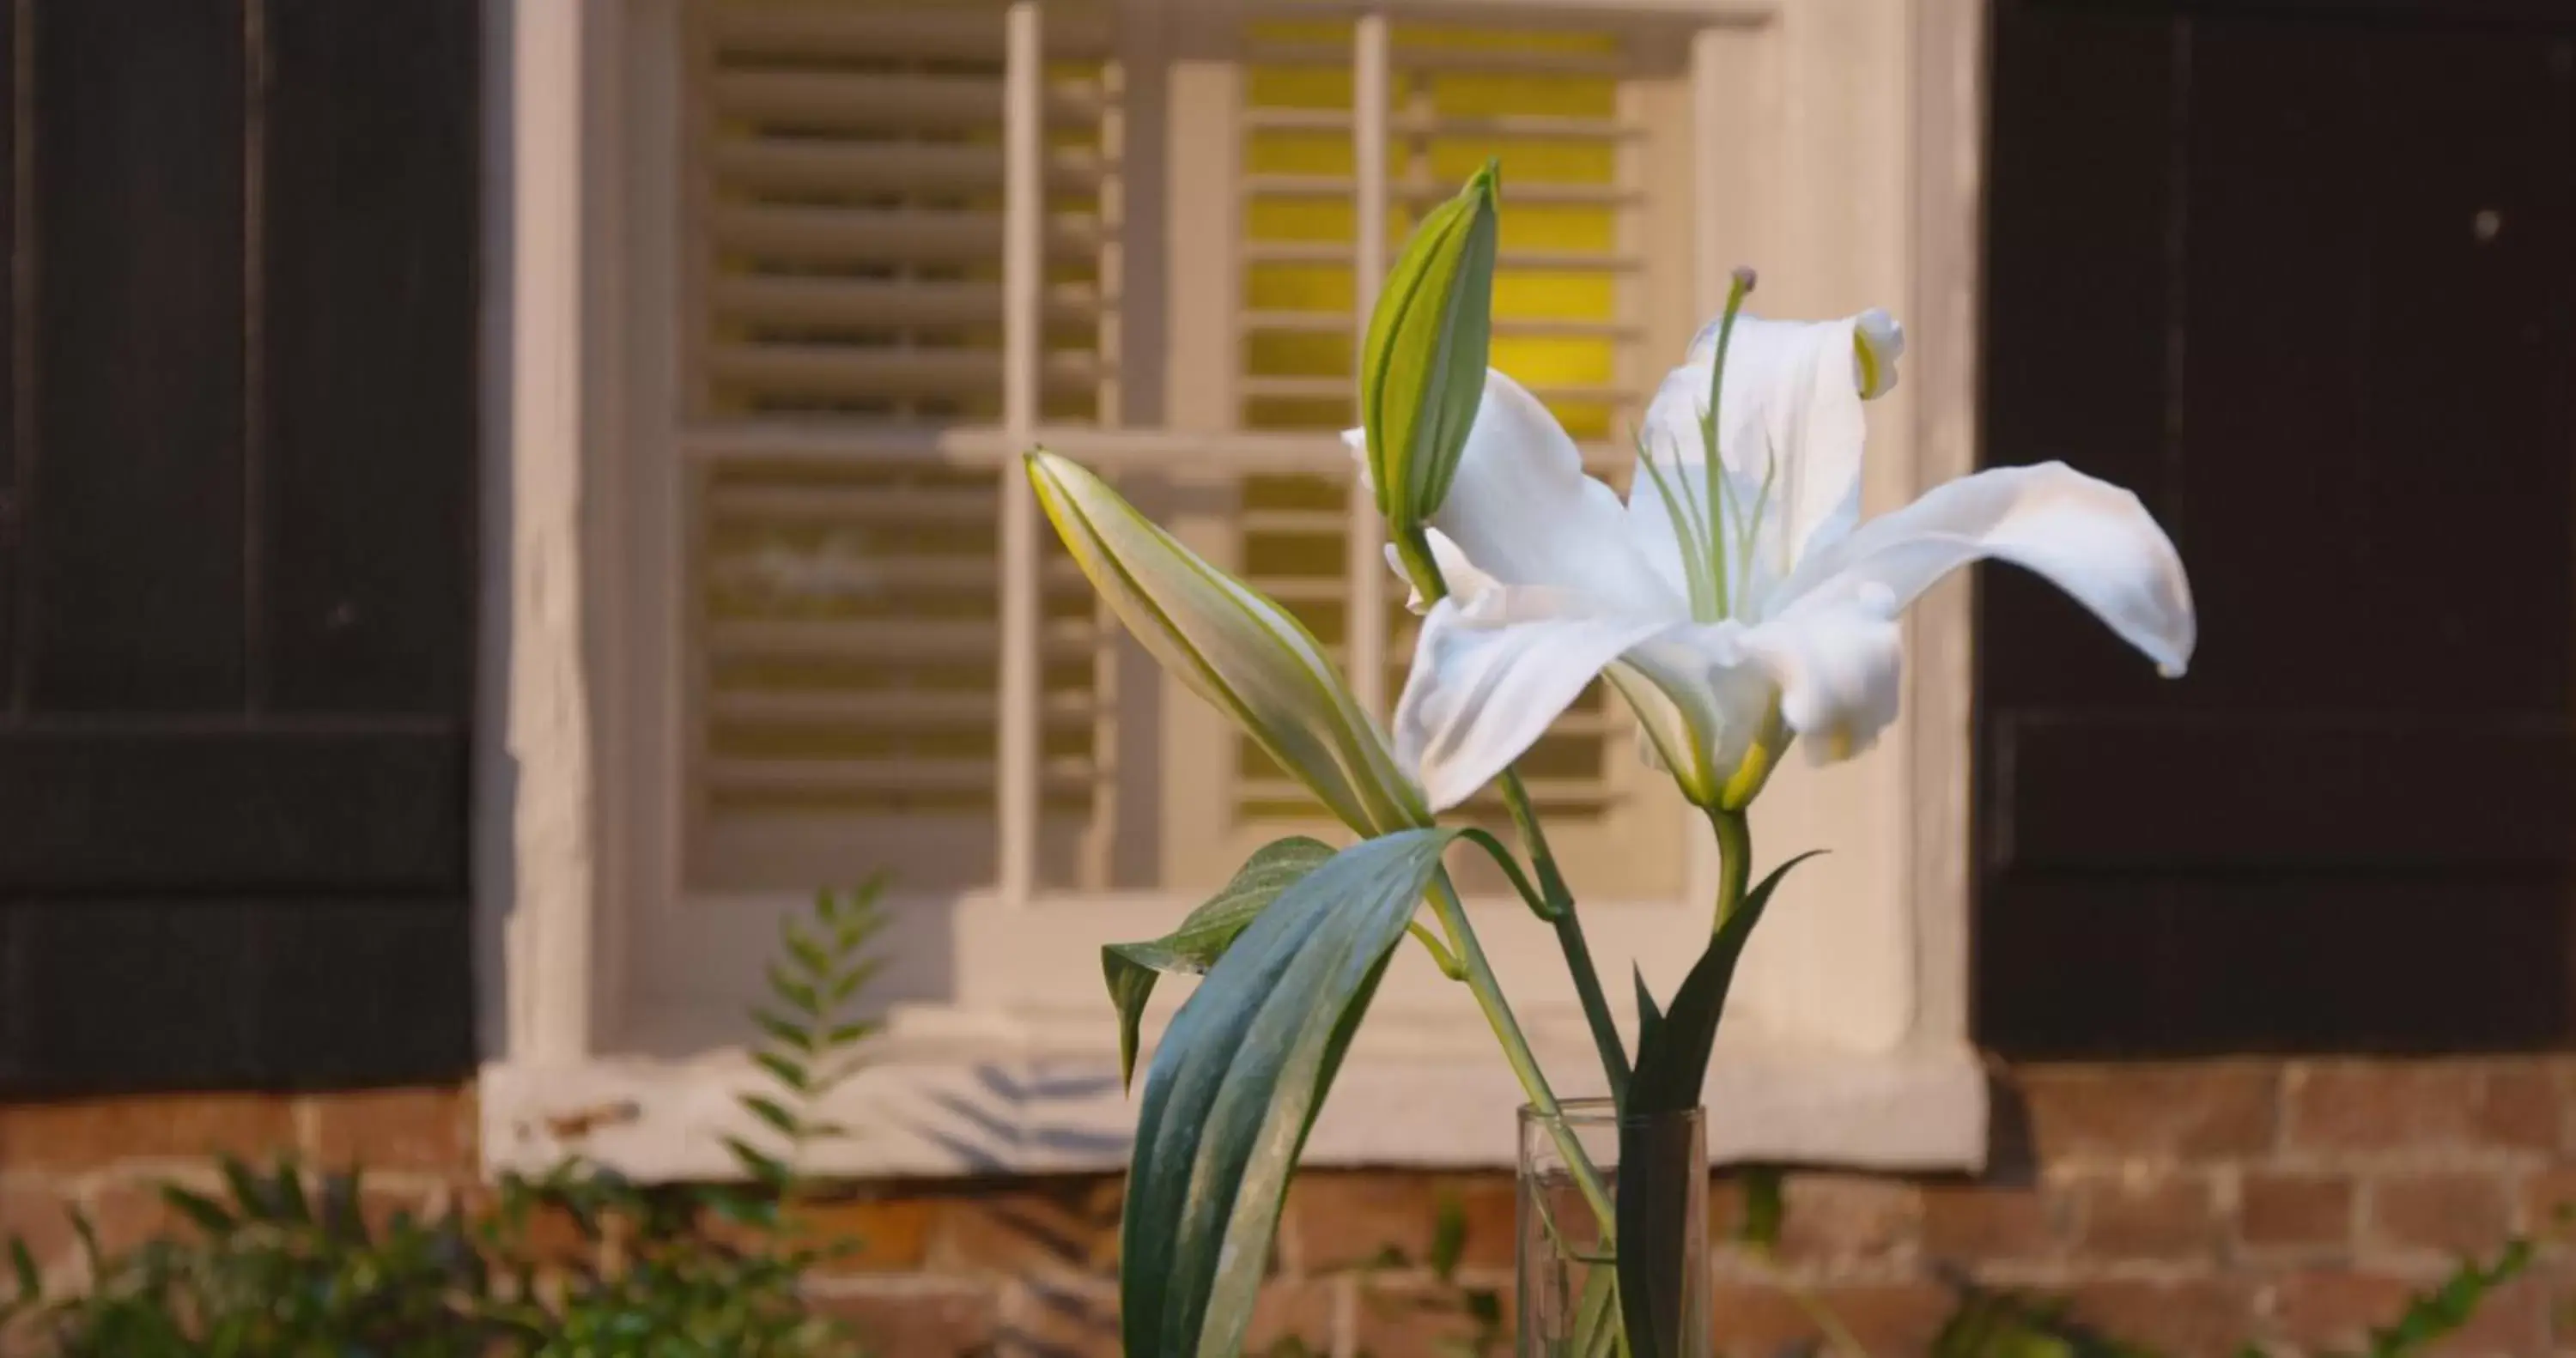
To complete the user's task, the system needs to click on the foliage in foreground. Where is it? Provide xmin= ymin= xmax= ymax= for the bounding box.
xmin=0 ymin=884 xmax=890 ymax=1358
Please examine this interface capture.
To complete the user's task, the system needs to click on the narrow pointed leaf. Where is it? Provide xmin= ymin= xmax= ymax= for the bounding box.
xmin=1619 ymin=850 xmax=1820 ymax=1358
xmin=161 ymin=1185 xmax=235 ymax=1235
xmin=1632 ymin=964 xmax=1664 ymax=1052
xmin=1628 ymin=851 xmax=1823 ymax=1115
xmin=742 ymin=1094 xmax=799 ymax=1138
xmin=753 ymin=1051 xmax=809 ymax=1093
xmin=1103 ymin=835 xmax=1337 ymax=1089
xmin=1739 ymin=1167 xmax=1785 ymax=1252
xmin=9 ymin=1239 xmax=37 ymax=1302
xmin=751 ymin=1008 xmax=813 ymax=1054
xmin=1121 ymin=828 xmax=1459 ymax=1358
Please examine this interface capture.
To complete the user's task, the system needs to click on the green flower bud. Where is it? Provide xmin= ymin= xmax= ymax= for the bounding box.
xmin=1027 ymin=452 xmax=1432 ymax=837
xmin=1359 ymin=161 xmax=1499 ymax=535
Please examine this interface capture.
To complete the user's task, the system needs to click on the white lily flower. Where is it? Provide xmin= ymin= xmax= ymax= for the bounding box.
xmin=1355 ymin=310 xmax=2196 ymax=812
xmin=1027 ymin=452 xmax=1433 ymax=836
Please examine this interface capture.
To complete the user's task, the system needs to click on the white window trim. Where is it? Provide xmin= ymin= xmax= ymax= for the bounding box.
xmin=474 ymin=0 xmax=1992 ymax=1181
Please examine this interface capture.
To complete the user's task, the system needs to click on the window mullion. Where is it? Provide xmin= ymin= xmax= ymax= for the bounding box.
xmin=999 ymin=0 xmax=1048 ymax=906
xmin=1345 ymin=13 xmax=1393 ymax=722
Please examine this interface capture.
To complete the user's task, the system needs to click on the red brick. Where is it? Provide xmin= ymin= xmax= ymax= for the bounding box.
xmin=80 ymin=1178 xmax=179 ymax=1258
xmin=2074 ymin=1173 xmax=2223 ymax=1263
xmin=2366 ymin=1173 xmax=2512 ymax=1257
xmin=2288 ymin=1061 xmax=2554 ymax=1156
xmin=2268 ymin=1270 xmax=2421 ymax=1349
xmin=307 ymin=1085 xmax=475 ymax=1173
xmin=933 ymin=1178 xmax=1123 ymax=1278
xmin=1247 ymin=1279 xmax=1344 ymax=1355
xmin=1774 ymin=1173 xmax=1917 ymax=1267
xmin=809 ymin=1281 xmax=1000 ymax=1355
xmin=1285 ymin=1171 xmax=1516 ymax=1275
xmin=1708 ymin=1282 xmax=1953 ymax=1354
xmin=2522 ymin=1167 xmax=2576 ymax=1233
xmin=0 ymin=1179 xmax=76 ymax=1275
xmin=2241 ymin=1171 xmax=2356 ymax=1252
xmin=0 ymin=1094 xmax=295 ymax=1171
xmin=2477 ymin=1062 xmax=2561 ymax=1152
xmin=2018 ymin=1062 xmax=2277 ymax=1162
xmin=1922 ymin=1181 xmax=2063 ymax=1261
xmin=1353 ymin=1276 xmax=1513 ymax=1357
xmin=1001 ymin=1276 xmax=1118 ymax=1357
xmin=2269 ymin=1267 xmax=2546 ymax=1357
xmin=787 ymin=1191 xmax=939 ymax=1273
xmin=2066 ymin=1279 xmax=2259 ymax=1358
xmin=2430 ymin=1271 xmax=2549 ymax=1356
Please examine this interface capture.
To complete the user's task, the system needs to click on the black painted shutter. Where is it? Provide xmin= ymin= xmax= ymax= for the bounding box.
xmin=0 ymin=0 xmax=478 ymax=1091
xmin=1978 ymin=0 xmax=2576 ymax=1056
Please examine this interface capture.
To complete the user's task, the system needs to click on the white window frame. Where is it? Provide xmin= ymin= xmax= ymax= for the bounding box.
xmin=474 ymin=0 xmax=1992 ymax=1180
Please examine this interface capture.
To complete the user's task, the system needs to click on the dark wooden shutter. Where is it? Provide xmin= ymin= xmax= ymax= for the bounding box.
xmin=0 ymin=0 xmax=478 ymax=1091
xmin=1978 ymin=0 xmax=2576 ymax=1056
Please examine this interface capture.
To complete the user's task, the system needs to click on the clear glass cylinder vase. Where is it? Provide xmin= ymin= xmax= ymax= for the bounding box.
xmin=1516 ymin=1099 xmax=1710 ymax=1357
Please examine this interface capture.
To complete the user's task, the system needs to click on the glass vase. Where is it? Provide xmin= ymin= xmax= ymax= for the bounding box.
xmin=1516 ymin=1099 xmax=1710 ymax=1357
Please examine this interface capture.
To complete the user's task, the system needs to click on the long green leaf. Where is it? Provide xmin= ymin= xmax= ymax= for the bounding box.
xmin=1102 ymin=835 xmax=1337 ymax=1090
xmin=1121 ymin=828 xmax=1458 ymax=1358
xmin=1628 ymin=851 xmax=1822 ymax=1116
xmin=1619 ymin=850 xmax=1820 ymax=1358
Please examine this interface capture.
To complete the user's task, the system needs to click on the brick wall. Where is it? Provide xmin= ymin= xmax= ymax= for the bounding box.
xmin=4 ymin=1058 xmax=2573 ymax=1355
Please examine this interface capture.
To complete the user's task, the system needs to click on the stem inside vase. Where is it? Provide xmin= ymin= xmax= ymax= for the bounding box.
xmin=1516 ymin=1100 xmax=1711 ymax=1358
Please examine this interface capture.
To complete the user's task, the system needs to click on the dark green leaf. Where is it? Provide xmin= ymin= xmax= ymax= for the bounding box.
xmin=741 ymin=1095 xmax=799 ymax=1138
xmin=160 ymin=1185 xmax=235 ymax=1235
xmin=217 ymin=1157 xmax=272 ymax=1222
xmin=9 ymin=1238 xmax=36 ymax=1302
xmin=783 ymin=921 xmax=831 ymax=979
xmin=766 ymin=964 xmax=822 ymax=1017
xmin=1738 ymin=1167 xmax=1784 ymax=1253
xmin=1103 ymin=835 xmax=1337 ymax=1091
xmin=723 ymin=1137 xmax=792 ymax=1189
xmin=1121 ymin=828 xmax=1457 ymax=1358
xmin=752 ymin=1051 xmax=809 ymax=1093
xmin=1632 ymin=964 xmax=1663 ymax=1053
xmin=1429 ymin=1196 xmax=1467 ymax=1281
xmin=823 ymin=1021 xmax=879 ymax=1048
xmin=751 ymin=1008 xmax=813 ymax=1054
xmin=1629 ymin=851 xmax=1823 ymax=1116
xmin=270 ymin=1158 xmax=311 ymax=1223
xmin=1619 ymin=850 xmax=1819 ymax=1358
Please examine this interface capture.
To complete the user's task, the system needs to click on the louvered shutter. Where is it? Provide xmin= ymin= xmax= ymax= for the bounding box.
xmin=687 ymin=0 xmax=1119 ymax=890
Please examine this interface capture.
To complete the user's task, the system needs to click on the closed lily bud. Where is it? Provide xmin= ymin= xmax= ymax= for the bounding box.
xmin=1026 ymin=452 xmax=1432 ymax=837
xmin=1359 ymin=161 xmax=1499 ymax=538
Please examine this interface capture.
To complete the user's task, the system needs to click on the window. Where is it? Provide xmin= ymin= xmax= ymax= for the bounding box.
xmin=482 ymin=0 xmax=1992 ymax=1179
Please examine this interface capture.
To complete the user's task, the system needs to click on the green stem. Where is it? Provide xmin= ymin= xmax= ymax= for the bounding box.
xmin=1425 ymin=870 xmax=1617 ymax=1234
xmin=1498 ymin=770 xmax=1631 ymax=1106
xmin=1708 ymin=806 xmax=1752 ymax=935
xmin=1406 ymin=919 xmax=1465 ymax=980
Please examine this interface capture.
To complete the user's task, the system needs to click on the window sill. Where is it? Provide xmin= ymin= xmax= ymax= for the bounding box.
xmin=480 ymin=1021 xmax=1988 ymax=1180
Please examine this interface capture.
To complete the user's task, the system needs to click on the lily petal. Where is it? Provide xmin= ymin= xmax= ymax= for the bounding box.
xmin=1778 ymin=461 xmax=2196 ymax=677
xmin=1603 ymin=629 xmax=1783 ymax=807
xmin=1029 ymin=452 xmax=1431 ymax=834
xmin=1735 ymin=588 xmax=1907 ymax=764
xmin=1393 ymin=587 xmax=1673 ymax=810
xmin=1641 ymin=311 xmax=1905 ymax=586
xmin=1347 ymin=369 xmax=1675 ymax=609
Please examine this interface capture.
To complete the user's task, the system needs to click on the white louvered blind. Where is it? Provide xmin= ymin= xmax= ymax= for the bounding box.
xmin=690 ymin=0 xmax=1121 ymax=889
xmin=678 ymin=0 xmax=1695 ymax=902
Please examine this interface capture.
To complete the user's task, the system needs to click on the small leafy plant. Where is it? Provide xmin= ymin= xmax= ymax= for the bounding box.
xmin=0 ymin=882 xmax=890 ymax=1357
